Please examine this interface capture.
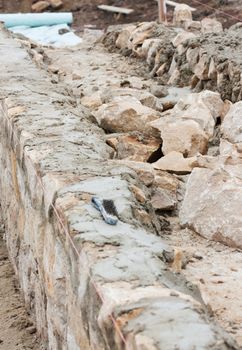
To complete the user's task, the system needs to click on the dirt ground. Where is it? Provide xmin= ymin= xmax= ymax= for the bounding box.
xmin=0 ymin=0 xmax=241 ymax=29
xmin=0 ymin=223 xmax=42 ymax=350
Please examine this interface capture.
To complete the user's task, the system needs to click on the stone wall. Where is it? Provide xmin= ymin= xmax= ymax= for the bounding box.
xmin=105 ymin=22 xmax=242 ymax=102
xmin=0 ymin=27 xmax=239 ymax=350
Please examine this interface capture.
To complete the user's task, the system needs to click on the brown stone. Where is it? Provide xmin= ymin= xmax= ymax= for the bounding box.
xmin=128 ymin=22 xmax=157 ymax=49
xmin=32 ymin=1 xmax=49 ymax=12
xmin=153 ymin=152 xmax=197 ymax=174
xmin=119 ymin=160 xmax=155 ymax=186
xmin=133 ymin=208 xmax=153 ymax=227
xmin=106 ymin=134 xmax=161 ymax=162
xmin=115 ymin=25 xmax=135 ymax=50
xmin=81 ymin=93 xmax=102 ymax=111
xmin=130 ymin=185 xmax=146 ymax=203
xmin=49 ymin=0 xmax=63 ymax=9
xmin=154 ymin=171 xmax=179 ymax=193
xmin=151 ymin=188 xmax=177 ymax=211
xmin=95 ymin=97 xmax=160 ymax=136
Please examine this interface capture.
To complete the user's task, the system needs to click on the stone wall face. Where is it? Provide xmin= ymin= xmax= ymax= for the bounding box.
xmin=0 ymin=28 xmax=240 ymax=350
xmin=106 ymin=22 xmax=242 ymax=102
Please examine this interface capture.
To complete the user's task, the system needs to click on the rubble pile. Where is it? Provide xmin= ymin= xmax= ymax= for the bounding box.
xmin=96 ymin=11 xmax=242 ymax=250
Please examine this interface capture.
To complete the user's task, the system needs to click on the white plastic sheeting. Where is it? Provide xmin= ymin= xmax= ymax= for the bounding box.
xmin=10 ymin=24 xmax=82 ymax=48
xmin=0 ymin=13 xmax=73 ymax=28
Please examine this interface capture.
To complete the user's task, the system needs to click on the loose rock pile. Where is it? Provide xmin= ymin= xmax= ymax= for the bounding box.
xmin=99 ymin=13 xmax=242 ymax=249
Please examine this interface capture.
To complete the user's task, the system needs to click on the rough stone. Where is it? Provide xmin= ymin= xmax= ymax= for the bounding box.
xmin=185 ymin=20 xmax=202 ymax=32
xmin=173 ymin=4 xmax=193 ymax=27
xmin=106 ymin=134 xmax=161 ymax=162
xmin=221 ymin=101 xmax=242 ymax=143
xmin=151 ymin=171 xmax=179 ymax=211
xmin=150 ymin=117 xmax=208 ymax=157
xmin=130 ymin=185 xmax=146 ymax=203
xmin=32 ymin=0 xmax=49 ymax=12
xmin=195 ymin=90 xmax=225 ymax=120
xmin=150 ymin=84 xmax=168 ymax=98
xmin=174 ymin=90 xmax=224 ymax=137
xmin=151 ymin=188 xmax=177 ymax=211
xmin=159 ymin=87 xmax=191 ymax=110
xmin=107 ymin=21 xmax=242 ymax=102
xmin=80 ymin=93 xmax=102 ymax=110
xmin=154 ymin=171 xmax=179 ymax=193
xmin=201 ymin=18 xmax=223 ymax=34
xmin=195 ymin=155 xmax=218 ymax=169
xmin=115 ymin=25 xmax=136 ymax=49
xmin=219 ymin=139 xmax=242 ymax=161
xmin=49 ymin=0 xmax=63 ymax=9
xmin=133 ymin=208 xmax=153 ymax=227
xmin=194 ymin=52 xmax=210 ymax=80
xmin=172 ymin=31 xmax=196 ymax=48
xmin=180 ymin=165 xmax=242 ymax=249
xmin=128 ymin=22 xmax=158 ymax=50
xmin=151 ymin=91 xmax=223 ymax=154
xmin=94 ymin=96 xmax=160 ymax=135
xmin=153 ymin=152 xmax=198 ymax=174
xmin=100 ymin=87 xmax=160 ymax=110
xmin=142 ymin=38 xmax=163 ymax=59
xmin=118 ymin=160 xmax=155 ymax=186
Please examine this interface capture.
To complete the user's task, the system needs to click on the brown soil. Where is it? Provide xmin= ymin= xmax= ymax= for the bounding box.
xmin=0 ymin=223 xmax=43 ymax=350
xmin=0 ymin=0 xmax=241 ymax=29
